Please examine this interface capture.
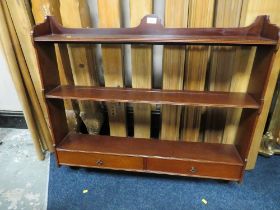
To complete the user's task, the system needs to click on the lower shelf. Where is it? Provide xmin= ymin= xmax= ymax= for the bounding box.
xmin=56 ymin=133 xmax=244 ymax=181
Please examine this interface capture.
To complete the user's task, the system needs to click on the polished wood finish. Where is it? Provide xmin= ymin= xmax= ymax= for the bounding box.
xmin=56 ymin=133 xmax=243 ymax=180
xmin=33 ymin=15 xmax=278 ymax=45
xmin=35 ymin=34 xmax=276 ymax=45
xmin=58 ymin=151 xmax=144 ymax=171
xmin=33 ymin=14 xmax=280 ymax=182
xmin=46 ymin=85 xmax=260 ymax=109
xmin=58 ymin=133 xmax=243 ymax=165
xmin=146 ymin=159 xmax=242 ymax=180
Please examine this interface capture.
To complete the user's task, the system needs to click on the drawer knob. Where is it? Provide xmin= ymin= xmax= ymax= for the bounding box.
xmin=190 ymin=166 xmax=197 ymax=173
xmin=96 ymin=159 xmax=103 ymax=166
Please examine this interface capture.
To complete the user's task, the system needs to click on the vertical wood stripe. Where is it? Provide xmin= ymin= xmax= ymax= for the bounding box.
xmin=60 ymin=0 xmax=103 ymax=134
xmin=98 ymin=0 xmax=127 ymax=137
xmin=223 ymin=46 xmax=255 ymax=144
xmin=160 ymin=0 xmax=189 ymax=141
xmin=130 ymin=0 xmax=152 ymax=138
xmin=181 ymin=0 xmax=214 ymax=142
xmin=204 ymin=0 xmax=243 ymax=144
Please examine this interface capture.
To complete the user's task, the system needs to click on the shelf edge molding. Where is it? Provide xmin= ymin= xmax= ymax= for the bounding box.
xmin=45 ymin=85 xmax=260 ymax=109
xmin=32 ymin=15 xmax=280 ymax=45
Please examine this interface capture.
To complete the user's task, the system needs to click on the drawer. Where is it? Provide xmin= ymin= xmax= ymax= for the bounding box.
xmin=146 ymin=158 xmax=242 ymax=180
xmin=57 ymin=151 xmax=143 ymax=171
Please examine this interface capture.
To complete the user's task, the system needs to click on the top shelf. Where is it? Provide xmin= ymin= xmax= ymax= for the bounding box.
xmin=34 ymin=34 xmax=276 ymax=45
xmin=33 ymin=15 xmax=280 ymax=46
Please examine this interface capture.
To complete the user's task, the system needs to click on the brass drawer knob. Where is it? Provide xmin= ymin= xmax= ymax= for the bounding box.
xmin=96 ymin=159 xmax=103 ymax=166
xmin=190 ymin=166 xmax=197 ymax=173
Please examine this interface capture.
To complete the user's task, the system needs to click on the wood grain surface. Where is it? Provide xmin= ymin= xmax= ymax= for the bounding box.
xmin=130 ymin=0 xmax=152 ymax=138
xmin=98 ymin=0 xmax=127 ymax=137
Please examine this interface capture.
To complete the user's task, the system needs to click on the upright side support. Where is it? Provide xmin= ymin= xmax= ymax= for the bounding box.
xmin=31 ymin=0 xmax=81 ymax=132
xmin=236 ymin=42 xmax=279 ymax=172
xmin=33 ymin=42 xmax=69 ymax=147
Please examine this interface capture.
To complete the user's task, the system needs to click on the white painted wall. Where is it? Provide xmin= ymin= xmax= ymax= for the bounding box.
xmin=0 ymin=45 xmax=22 ymax=112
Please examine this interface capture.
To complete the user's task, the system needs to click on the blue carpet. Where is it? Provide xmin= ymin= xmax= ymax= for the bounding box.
xmin=47 ymin=155 xmax=280 ymax=210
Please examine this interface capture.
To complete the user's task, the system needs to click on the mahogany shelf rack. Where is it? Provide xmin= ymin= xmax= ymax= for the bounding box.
xmin=33 ymin=15 xmax=280 ymax=182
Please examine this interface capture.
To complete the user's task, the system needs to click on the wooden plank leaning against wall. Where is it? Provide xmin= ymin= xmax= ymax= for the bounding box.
xmin=130 ymin=0 xmax=153 ymax=138
xmin=60 ymin=0 xmax=103 ymax=134
xmin=160 ymin=0 xmax=188 ymax=141
xmin=31 ymin=0 xmax=81 ymax=132
xmin=204 ymin=0 xmax=244 ymax=144
xmin=0 ymin=2 xmax=44 ymax=159
xmin=222 ymin=0 xmax=255 ymax=145
xmin=98 ymin=0 xmax=127 ymax=137
xmin=181 ymin=0 xmax=214 ymax=142
xmin=4 ymin=0 xmax=53 ymax=152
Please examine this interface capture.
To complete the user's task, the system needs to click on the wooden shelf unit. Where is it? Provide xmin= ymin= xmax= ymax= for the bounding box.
xmin=33 ymin=15 xmax=280 ymax=182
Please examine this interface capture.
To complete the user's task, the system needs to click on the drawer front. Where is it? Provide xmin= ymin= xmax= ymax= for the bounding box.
xmin=147 ymin=158 xmax=242 ymax=180
xmin=57 ymin=151 xmax=143 ymax=171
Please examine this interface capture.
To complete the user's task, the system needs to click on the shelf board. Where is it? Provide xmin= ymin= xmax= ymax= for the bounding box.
xmin=46 ymin=85 xmax=260 ymax=109
xmin=56 ymin=133 xmax=243 ymax=166
xmin=34 ymin=34 xmax=277 ymax=45
xmin=33 ymin=15 xmax=279 ymax=46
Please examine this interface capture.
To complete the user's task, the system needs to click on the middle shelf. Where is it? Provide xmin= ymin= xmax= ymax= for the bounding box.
xmin=45 ymin=85 xmax=260 ymax=109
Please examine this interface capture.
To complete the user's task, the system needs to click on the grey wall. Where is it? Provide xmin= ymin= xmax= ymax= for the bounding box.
xmin=0 ymin=44 xmax=22 ymax=112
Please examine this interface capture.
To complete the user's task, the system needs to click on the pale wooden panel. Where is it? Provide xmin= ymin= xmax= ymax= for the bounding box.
xmin=239 ymin=0 xmax=280 ymax=169
xmin=161 ymin=0 xmax=189 ymax=141
xmin=223 ymin=46 xmax=255 ymax=144
xmin=60 ymin=0 xmax=103 ymax=134
xmin=130 ymin=0 xmax=152 ymax=138
xmin=204 ymin=0 xmax=243 ymax=143
xmin=181 ymin=0 xmax=214 ymax=142
xmin=5 ymin=0 xmax=48 ymax=120
xmin=222 ymin=0 xmax=255 ymax=145
xmin=98 ymin=0 xmax=127 ymax=137
xmin=31 ymin=0 xmax=81 ymax=132
xmin=5 ymin=0 xmax=55 ymax=152
xmin=31 ymin=0 xmax=61 ymax=23
xmin=0 ymin=2 xmax=45 ymax=159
